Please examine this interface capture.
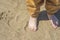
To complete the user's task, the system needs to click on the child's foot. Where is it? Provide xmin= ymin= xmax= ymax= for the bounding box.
xmin=28 ymin=16 xmax=37 ymax=31
xmin=47 ymin=14 xmax=59 ymax=29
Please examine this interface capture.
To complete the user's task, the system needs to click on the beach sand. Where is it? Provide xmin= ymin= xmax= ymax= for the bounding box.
xmin=0 ymin=0 xmax=60 ymax=40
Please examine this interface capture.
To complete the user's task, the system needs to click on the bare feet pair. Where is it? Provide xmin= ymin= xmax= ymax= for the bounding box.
xmin=28 ymin=14 xmax=59 ymax=31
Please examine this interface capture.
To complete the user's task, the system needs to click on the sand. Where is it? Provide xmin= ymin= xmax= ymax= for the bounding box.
xmin=0 ymin=0 xmax=60 ymax=40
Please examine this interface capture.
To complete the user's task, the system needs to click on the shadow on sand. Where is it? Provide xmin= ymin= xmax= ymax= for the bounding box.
xmin=37 ymin=10 xmax=60 ymax=27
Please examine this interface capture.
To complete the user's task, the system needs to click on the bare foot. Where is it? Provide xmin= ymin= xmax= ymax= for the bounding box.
xmin=28 ymin=16 xmax=37 ymax=31
xmin=47 ymin=14 xmax=59 ymax=29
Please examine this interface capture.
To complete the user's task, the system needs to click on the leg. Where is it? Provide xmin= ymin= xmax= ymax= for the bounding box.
xmin=26 ymin=0 xmax=44 ymax=31
xmin=45 ymin=0 xmax=59 ymax=28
